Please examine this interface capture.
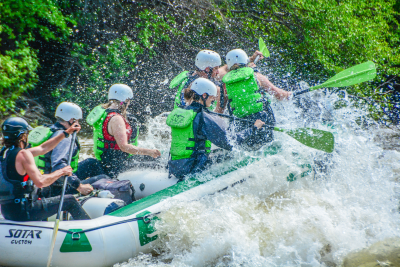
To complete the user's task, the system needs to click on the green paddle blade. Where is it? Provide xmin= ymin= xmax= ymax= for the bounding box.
xmin=274 ymin=127 xmax=334 ymax=153
xmin=310 ymin=61 xmax=376 ymax=91
xmin=258 ymin=37 xmax=270 ymax=58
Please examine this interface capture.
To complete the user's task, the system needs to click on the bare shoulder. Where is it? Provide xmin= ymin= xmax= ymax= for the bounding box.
xmin=108 ymin=114 xmax=126 ymax=135
xmin=16 ymin=149 xmax=34 ymax=162
xmin=109 ymin=114 xmax=125 ymax=125
xmin=217 ymin=65 xmax=229 ymax=80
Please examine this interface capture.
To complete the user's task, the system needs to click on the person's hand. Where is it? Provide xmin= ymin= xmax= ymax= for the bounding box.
xmin=148 ymin=149 xmax=161 ymax=158
xmin=77 ymin=184 xmax=93 ymax=195
xmin=61 ymin=166 xmax=73 ymax=177
xmin=66 ymin=121 xmax=81 ymax=134
xmin=249 ymin=50 xmax=264 ymax=63
xmin=254 ymin=119 xmax=265 ymax=129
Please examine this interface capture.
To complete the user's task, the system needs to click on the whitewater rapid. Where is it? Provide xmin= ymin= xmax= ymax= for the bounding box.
xmin=81 ymin=90 xmax=400 ymax=267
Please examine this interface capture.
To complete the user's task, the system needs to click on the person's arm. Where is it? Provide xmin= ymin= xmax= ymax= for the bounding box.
xmin=48 ymin=130 xmax=81 ymax=186
xmin=109 ymin=116 xmax=161 ymax=158
xmin=213 ymin=85 xmax=228 ymax=114
xmin=202 ymin=112 xmax=265 ymax=149
xmin=248 ymin=50 xmax=264 ymax=66
xmin=255 ymin=72 xmax=292 ymax=100
xmin=28 ymin=123 xmax=81 ymax=157
xmin=199 ymin=112 xmax=233 ymax=151
xmin=17 ymin=150 xmax=72 ymax=188
xmin=216 ymin=65 xmax=229 ymax=81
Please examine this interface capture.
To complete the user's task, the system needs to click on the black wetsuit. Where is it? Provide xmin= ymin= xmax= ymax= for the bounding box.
xmin=0 ymin=147 xmax=90 ymax=221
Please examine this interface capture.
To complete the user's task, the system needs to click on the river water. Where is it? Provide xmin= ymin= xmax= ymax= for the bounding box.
xmin=9 ymin=90 xmax=397 ymax=266
xmin=78 ymin=90 xmax=399 ymax=267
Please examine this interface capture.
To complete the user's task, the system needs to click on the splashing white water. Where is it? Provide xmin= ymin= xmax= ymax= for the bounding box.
xmin=110 ymin=91 xmax=400 ymax=267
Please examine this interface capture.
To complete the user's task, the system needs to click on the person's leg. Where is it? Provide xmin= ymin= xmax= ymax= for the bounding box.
xmin=100 ymin=150 xmax=129 ymax=178
xmin=1 ymin=195 xmax=90 ymax=221
xmin=29 ymin=195 xmax=90 ymax=220
xmin=75 ymin=158 xmax=105 ymax=180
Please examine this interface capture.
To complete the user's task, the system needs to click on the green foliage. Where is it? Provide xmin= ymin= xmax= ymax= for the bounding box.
xmin=55 ymin=9 xmax=181 ymax=114
xmin=0 ymin=0 xmax=73 ymax=116
xmin=2 ymin=0 xmax=399 ymax=125
xmin=217 ymin=0 xmax=400 ymax=122
xmin=136 ymin=10 xmax=179 ymax=49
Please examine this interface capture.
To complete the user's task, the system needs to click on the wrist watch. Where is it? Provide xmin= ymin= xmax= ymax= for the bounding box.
xmin=63 ymin=131 xmax=70 ymax=138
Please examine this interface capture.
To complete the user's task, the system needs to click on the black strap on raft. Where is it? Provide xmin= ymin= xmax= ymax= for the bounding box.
xmin=0 ymin=212 xmax=161 ymax=235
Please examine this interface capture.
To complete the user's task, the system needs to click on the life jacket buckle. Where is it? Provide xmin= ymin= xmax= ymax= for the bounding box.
xmin=14 ymin=198 xmax=26 ymax=204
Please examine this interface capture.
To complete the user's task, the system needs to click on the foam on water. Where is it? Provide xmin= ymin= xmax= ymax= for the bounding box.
xmin=111 ymin=91 xmax=400 ymax=267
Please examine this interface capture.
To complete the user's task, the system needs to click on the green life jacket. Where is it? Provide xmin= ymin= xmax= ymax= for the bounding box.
xmin=170 ymin=71 xmax=190 ymax=109
xmin=28 ymin=125 xmax=80 ymax=173
xmin=86 ymin=105 xmax=139 ymax=161
xmin=166 ymin=108 xmax=211 ymax=161
xmin=170 ymin=71 xmax=217 ymax=110
xmin=222 ymin=67 xmax=264 ymax=118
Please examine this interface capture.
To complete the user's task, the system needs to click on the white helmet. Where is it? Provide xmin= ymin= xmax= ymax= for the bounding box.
xmin=195 ymin=50 xmax=221 ymax=70
xmin=191 ymin=78 xmax=217 ymax=97
xmin=55 ymin=102 xmax=83 ymax=121
xmin=108 ymin=84 xmax=133 ymax=102
xmin=226 ymin=49 xmax=249 ymax=69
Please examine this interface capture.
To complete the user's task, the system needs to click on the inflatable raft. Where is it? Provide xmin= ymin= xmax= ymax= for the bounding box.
xmin=0 ymin=142 xmax=313 ymax=267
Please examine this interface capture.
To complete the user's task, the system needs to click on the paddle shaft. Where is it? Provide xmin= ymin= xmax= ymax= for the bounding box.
xmin=47 ymin=131 xmax=77 ymax=267
xmin=207 ymin=110 xmax=273 ymax=129
xmin=56 ymin=132 xmax=77 ymax=219
xmin=292 ymin=88 xmax=310 ymax=97
xmin=208 ymin=110 xmax=334 ymax=153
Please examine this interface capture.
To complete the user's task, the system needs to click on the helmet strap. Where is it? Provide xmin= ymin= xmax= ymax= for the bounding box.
xmin=67 ymin=119 xmax=76 ymax=127
xmin=20 ymin=139 xmax=28 ymax=149
xmin=205 ymin=67 xmax=213 ymax=80
xmin=197 ymin=67 xmax=213 ymax=80
xmin=200 ymin=94 xmax=209 ymax=107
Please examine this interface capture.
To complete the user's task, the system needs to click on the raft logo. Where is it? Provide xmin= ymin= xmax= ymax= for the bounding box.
xmin=5 ymin=229 xmax=42 ymax=245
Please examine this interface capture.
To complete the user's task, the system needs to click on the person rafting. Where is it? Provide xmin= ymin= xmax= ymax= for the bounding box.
xmin=0 ymin=117 xmax=90 ymax=221
xmin=166 ymin=78 xmax=265 ymax=180
xmin=170 ymin=49 xmax=265 ymax=113
xmin=221 ymin=49 xmax=292 ymax=150
xmin=170 ymin=50 xmax=225 ymax=112
xmin=28 ymin=102 xmax=107 ymax=198
xmin=86 ymin=84 xmax=161 ymax=178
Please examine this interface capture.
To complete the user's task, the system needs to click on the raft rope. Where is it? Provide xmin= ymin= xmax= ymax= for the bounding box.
xmin=0 ymin=212 xmax=161 ymax=235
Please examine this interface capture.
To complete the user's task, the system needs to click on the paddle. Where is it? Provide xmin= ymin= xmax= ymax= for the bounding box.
xmin=253 ymin=37 xmax=270 ymax=64
xmin=208 ymin=111 xmax=334 ymax=153
xmin=46 ymin=131 xmax=77 ymax=267
xmin=292 ymin=61 xmax=377 ymax=97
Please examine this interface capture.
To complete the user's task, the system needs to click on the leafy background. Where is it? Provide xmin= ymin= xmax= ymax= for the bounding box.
xmin=1 ymin=0 xmax=399 ymax=126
